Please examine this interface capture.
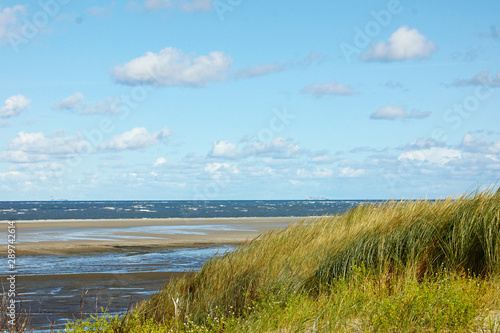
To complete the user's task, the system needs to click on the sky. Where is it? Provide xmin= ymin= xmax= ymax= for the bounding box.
xmin=0 ymin=0 xmax=499 ymax=201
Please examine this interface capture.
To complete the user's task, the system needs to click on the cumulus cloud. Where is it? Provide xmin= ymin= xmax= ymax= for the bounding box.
xmin=111 ymin=47 xmax=233 ymax=86
xmin=142 ymin=0 xmax=213 ymax=12
xmin=53 ymin=93 xmax=121 ymax=115
xmin=0 ymin=94 xmax=31 ymax=118
xmin=0 ymin=5 xmax=26 ymax=43
xmin=309 ymin=151 xmax=338 ymax=164
xmin=398 ymin=147 xmax=462 ymax=165
xmin=2 ymin=131 xmax=91 ymax=162
xmin=339 ymin=167 xmax=365 ymax=178
xmin=297 ymin=167 xmax=334 ymax=179
xmin=361 ymin=26 xmax=437 ymax=61
xmin=301 ymin=81 xmax=355 ymax=98
xmin=83 ymin=97 xmax=121 ymax=115
xmin=99 ymin=127 xmax=170 ymax=151
xmin=461 ymin=133 xmax=500 ymax=154
xmin=204 ymin=162 xmax=238 ymax=181
xmin=370 ymin=105 xmax=430 ymax=120
xmin=153 ymin=157 xmax=167 ymax=167
xmin=210 ymin=140 xmax=240 ymax=158
xmin=53 ymin=93 xmax=85 ymax=110
xmin=251 ymin=137 xmax=301 ymax=159
xmin=452 ymin=71 xmax=500 ymax=87
xmin=399 ymin=138 xmax=446 ymax=151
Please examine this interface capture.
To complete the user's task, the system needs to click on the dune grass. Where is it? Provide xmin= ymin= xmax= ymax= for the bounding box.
xmin=67 ymin=187 xmax=500 ymax=332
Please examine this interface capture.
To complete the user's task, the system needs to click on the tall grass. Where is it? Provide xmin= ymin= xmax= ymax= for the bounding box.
xmin=69 ymin=187 xmax=500 ymax=332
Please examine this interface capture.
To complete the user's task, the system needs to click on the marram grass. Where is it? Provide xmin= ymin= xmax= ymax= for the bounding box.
xmin=67 ymin=188 xmax=500 ymax=332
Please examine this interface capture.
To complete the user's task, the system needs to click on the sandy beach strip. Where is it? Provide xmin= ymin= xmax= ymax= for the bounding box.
xmin=1 ymin=216 xmax=306 ymax=255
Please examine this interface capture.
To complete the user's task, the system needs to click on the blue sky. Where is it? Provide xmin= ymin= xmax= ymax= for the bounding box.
xmin=1 ymin=0 xmax=499 ymax=200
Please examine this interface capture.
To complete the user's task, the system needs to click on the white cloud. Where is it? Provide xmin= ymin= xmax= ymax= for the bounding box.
xmin=370 ymin=105 xmax=430 ymax=120
xmin=53 ymin=93 xmax=121 ymax=115
xmin=301 ymin=81 xmax=355 ymax=98
xmin=0 ymin=5 xmax=26 ymax=42
xmin=0 ymin=94 xmax=31 ymax=118
xmin=2 ymin=131 xmax=91 ymax=162
xmin=361 ymin=26 xmax=437 ymax=61
xmin=339 ymin=167 xmax=365 ymax=178
xmin=452 ymin=71 xmax=500 ymax=87
xmin=204 ymin=162 xmax=238 ymax=181
xmin=86 ymin=2 xmax=116 ymax=18
xmin=99 ymin=127 xmax=170 ymax=151
xmin=297 ymin=168 xmax=334 ymax=179
xmin=248 ymin=166 xmax=275 ymax=177
xmin=0 ymin=171 xmax=23 ymax=182
xmin=9 ymin=131 xmax=90 ymax=154
xmin=0 ymin=150 xmax=50 ymax=163
xmin=461 ymin=133 xmax=500 ymax=154
xmin=251 ymin=137 xmax=301 ymax=159
xmin=83 ymin=97 xmax=121 ymax=115
xmin=153 ymin=157 xmax=167 ymax=167
xmin=400 ymin=138 xmax=445 ymax=150
xmin=111 ymin=47 xmax=233 ymax=86
xmin=210 ymin=140 xmax=240 ymax=158
xmin=53 ymin=93 xmax=85 ymax=110
xmin=398 ymin=147 xmax=462 ymax=165
xmin=143 ymin=0 xmax=213 ymax=12
xmin=310 ymin=151 xmax=338 ymax=164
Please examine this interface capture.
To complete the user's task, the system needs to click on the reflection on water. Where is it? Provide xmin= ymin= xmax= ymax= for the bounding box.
xmin=16 ymin=246 xmax=234 ymax=275
xmin=1 ymin=246 xmax=233 ymax=331
xmin=0 ymin=224 xmax=255 ymax=244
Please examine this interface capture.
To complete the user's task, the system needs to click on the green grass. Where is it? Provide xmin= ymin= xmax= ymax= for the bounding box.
xmin=65 ymin=187 xmax=500 ymax=332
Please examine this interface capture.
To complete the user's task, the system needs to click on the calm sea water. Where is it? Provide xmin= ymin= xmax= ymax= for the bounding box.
xmin=0 ymin=200 xmax=371 ymax=221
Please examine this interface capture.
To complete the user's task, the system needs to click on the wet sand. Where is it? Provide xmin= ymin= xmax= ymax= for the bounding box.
xmin=1 ymin=272 xmax=189 ymax=330
xmin=1 ymin=217 xmax=305 ymax=255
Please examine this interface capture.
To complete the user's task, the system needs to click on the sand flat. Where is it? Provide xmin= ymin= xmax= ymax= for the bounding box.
xmin=1 ymin=216 xmax=306 ymax=255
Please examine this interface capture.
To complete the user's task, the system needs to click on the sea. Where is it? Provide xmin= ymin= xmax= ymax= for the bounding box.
xmin=0 ymin=199 xmax=368 ymax=221
xmin=0 ymin=200 xmax=370 ymax=331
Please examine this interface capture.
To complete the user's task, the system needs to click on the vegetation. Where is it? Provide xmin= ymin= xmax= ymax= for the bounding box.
xmin=53 ymin=188 xmax=500 ymax=331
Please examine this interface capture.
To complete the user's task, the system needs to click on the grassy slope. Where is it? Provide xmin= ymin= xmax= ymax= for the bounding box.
xmin=68 ymin=188 xmax=500 ymax=332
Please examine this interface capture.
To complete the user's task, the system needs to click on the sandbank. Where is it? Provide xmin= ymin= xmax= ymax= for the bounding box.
xmin=1 ymin=216 xmax=306 ymax=255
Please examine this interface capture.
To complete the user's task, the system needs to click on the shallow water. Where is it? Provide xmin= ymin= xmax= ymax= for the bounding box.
xmin=1 ymin=223 xmax=255 ymax=245
xmin=15 ymin=246 xmax=233 ymax=276
xmin=1 ymin=246 xmax=233 ymax=331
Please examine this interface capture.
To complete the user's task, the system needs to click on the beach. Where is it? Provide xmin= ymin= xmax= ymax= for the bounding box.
xmin=1 ymin=216 xmax=304 ymax=330
xmin=1 ymin=216 xmax=305 ymax=255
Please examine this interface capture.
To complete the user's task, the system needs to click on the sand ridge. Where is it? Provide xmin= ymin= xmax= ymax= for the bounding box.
xmin=1 ymin=216 xmax=306 ymax=255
